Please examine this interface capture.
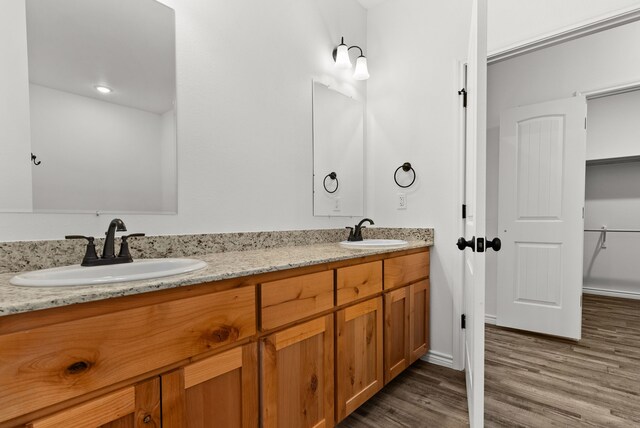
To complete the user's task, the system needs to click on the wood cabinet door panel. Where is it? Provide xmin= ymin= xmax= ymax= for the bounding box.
xmin=0 ymin=286 xmax=255 ymax=423
xmin=383 ymin=251 xmax=429 ymax=290
xmin=261 ymin=271 xmax=334 ymax=331
xmin=27 ymin=378 xmax=159 ymax=428
xmin=336 ymin=261 xmax=382 ymax=305
xmin=336 ymin=298 xmax=383 ymax=422
xmin=410 ymin=280 xmax=430 ymax=363
xmin=161 ymin=343 xmax=258 ymax=428
xmin=384 ymin=287 xmax=410 ymax=384
xmin=262 ymin=315 xmax=334 ymax=428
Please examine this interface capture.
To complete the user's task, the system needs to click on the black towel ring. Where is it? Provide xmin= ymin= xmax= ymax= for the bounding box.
xmin=323 ymin=172 xmax=339 ymax=194
xmin=394 ymin=162 xmax=416 ymax=188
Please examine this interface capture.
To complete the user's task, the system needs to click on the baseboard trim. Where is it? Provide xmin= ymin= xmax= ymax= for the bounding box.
xmin=488 ymin=6 xmax=640 ymax=64
xmin=485 ymin=314 xmax=497 ymax=325
xmin=421 ymin=350 xmax=454 ymax=369
xmin=583 ymin=287 xmax=640 ymax=300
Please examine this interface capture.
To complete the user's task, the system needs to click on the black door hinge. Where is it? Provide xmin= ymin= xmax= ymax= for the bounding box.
xmin=462 ymin=204 xmax=466 ymax=219
xmin=476 ymin=237 xmax=485 ymax=253
xmin=458 ymin=88 xmax=467 ymax=108
xmin=461 ymin=314 xmax=466 ymax=329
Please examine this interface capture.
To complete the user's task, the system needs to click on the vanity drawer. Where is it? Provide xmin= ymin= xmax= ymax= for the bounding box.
xmin=261 ymin=270 xmax=334 ymax=330
xmin=336 ymin=261 xmax=383 ymax=305
xmin=0 ymin=286 xmax=256 ymax=423
xmin=384 ymin=251 xmax=429 ymax=290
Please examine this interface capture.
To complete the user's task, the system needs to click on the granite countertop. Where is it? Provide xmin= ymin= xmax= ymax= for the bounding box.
xmin=0 ymin=240 xmax=431 ymax=317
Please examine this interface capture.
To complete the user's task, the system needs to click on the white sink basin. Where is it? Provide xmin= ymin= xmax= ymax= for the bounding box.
xmin=339 ymin=239 xmax=409 ymax=250
xmin=10 ymin=258 xmax=207 ymax=287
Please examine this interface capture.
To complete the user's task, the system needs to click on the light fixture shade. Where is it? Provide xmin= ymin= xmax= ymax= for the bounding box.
xmin=335 ymin=43 xmax=352 ymax=69
xmin=353 ymin=56 xmax=370 ymax=80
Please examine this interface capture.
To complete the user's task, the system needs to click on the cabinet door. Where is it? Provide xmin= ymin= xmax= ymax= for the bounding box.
xmin=384 ymin=286 xmax=410 ymax=384
xmin=26 ymin=378 xmax=160 ymax=428
xmin=410 ymin=279 xmax=430 ymax=363
xmin=262 ymin=315 xmax=334 ymax=428
xmin=336 ymin=297 xmax=383 ymax=422
xmin=161 ymin=343 xmax=258 ymax=428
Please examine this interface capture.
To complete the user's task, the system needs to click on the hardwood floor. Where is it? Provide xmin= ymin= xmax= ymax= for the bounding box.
xmin=485 ymin=294 xmax=640 ymax=427
xmin=338 ymin=361 xmax=468 ymax=427
xmin=340 ymin=294 xmax=640 ymax=427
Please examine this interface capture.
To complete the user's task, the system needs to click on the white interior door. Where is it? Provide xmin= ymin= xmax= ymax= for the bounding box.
xmin=497 ymin=96 xmax=587 ymax=340
xmin=460 ymin=0 xmax=487 ymax=426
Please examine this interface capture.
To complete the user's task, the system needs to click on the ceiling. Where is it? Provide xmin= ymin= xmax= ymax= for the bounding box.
xmin=26 ymin=0 xmax=175 ymax=114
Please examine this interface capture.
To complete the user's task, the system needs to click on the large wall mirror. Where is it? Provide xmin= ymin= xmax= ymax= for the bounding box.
xmin=1 ymin=0 xmax=177 ymax=214
xmin=313 ymin=82 xmax=364 ymax=217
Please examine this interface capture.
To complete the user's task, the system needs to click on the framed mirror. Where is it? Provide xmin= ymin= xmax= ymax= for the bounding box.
xmin=312 ymin=82 xmax=364 ymax=217
xmin=0 ymin=0 xmax=177 ymax=214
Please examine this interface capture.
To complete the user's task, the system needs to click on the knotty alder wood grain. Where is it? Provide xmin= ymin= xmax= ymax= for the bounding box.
xmin=261 ymin=271 xmax=334 ymax=331
xmin=336 ymin=297 xmax=384 ymax=423
xmin=262 ymin=315 xmax=334 ymax=428
xmin=162 ymin=343 xmax=258 ymax=428
xmin=383 ymin=251 xmax=429 ymax=290
xmin=383 ymin=286 xmax=410 ymax=384
xmin=27 ymin=377 xmax=160 ymax=428
xmin=0 ymin=286 xmax=256 ymax=422
xmin=336 ymin=261 xmax=383 ymax=306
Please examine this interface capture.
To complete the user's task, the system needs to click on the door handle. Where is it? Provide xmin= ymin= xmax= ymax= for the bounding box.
xmin=486 ymin=237 xmax=501 ymax=252
xmin=456 ymin=236 xmax=475 ymax=252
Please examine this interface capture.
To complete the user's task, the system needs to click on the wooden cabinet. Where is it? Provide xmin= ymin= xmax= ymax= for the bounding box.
xmin=383 ymin=287 xmax=410 ymax=384
xmin=0 ymin=286 xmax=256 ymax=422
xmin=335 ymin=297 xmax=384 ymax=423
xmin=26 ymin=378 xmax=160 ymax=428
xmin=261 ymin=315 xmax=334 ymax=428
xmin=1 ymin=248 xmax=430 ymax=427
xmin=161 ymin=343 xmax=258 ymax=428
xmin=410 ymin=280 xmax=430 ymax=363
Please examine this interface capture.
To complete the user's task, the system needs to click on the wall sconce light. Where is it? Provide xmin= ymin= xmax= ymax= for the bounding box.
xmin=332 ymin=36 xmax=370 ymax=81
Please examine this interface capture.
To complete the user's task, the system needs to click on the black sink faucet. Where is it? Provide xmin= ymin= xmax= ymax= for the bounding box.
xmin=103 ymin=218 xmax=127 ymax=259
xmin=346 ymin=218 xmax=375 ymax=242
xmin=66 ymin=218 xmax=145 ymax=266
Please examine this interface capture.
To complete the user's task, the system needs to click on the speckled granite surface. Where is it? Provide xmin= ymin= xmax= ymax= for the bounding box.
xmin=0 ymin=240 xmax=431 ymax=317
xmin=0 ymin=228 xmax=433 ymax=273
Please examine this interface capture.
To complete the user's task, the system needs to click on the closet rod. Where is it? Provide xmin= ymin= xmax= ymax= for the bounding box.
xmin=584 ymin=229 xmax=640 ymax=233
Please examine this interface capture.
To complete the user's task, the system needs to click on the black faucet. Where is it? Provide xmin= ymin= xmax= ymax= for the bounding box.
xmin=103 ymin=218 xmax=127 ymax=259
xmin=346 ymin=218 xmax=375 ymax=241
xmin=66 ymin=218 xmax=145 ymax=266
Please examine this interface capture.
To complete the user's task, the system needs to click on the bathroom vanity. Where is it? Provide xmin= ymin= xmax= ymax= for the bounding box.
xmin=0 ymin=244 xmax=430 ymax=427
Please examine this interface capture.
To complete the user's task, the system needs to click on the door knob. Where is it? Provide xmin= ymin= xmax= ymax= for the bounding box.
xmin=486 ymin=237 xmax=501 ymax=252
xmin=456 ymin=236 xmax=475 ymax=251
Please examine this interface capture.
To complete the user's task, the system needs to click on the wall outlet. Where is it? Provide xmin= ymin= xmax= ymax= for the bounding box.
xmin=397 ymin=193 xmax=407 ymax=210
xmin=333 ymin=197 xmax=341 ymax=212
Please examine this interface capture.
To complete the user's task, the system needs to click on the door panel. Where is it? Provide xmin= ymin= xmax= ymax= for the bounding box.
xmin=497 ymin=96 xmax=587 ymax=339
xmin=335 ymin=297 xmax=383 ymax=422
xmin=409 ymin=279 xmax=430 ymax=363
xmin=383 ymin=286 xmax=410 ymax=384
xmin=262 ymin=315 xmax=334 ymax=428
xmin=462 ymin=0 xmax=487 ymax=427
xmin=161 ymin=343 xmax=258 ymax=428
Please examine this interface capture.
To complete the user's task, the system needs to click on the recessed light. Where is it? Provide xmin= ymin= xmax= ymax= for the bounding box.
xmin=95 ymin=85 xmax=112 ymax=94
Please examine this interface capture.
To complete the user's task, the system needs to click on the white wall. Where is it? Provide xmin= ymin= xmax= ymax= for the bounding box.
xmin=0 ymin=0 xmax=367 ymax=240
xmin=0 ymin=0 xmax=33 ymax=212
xmin=487 ymin=0 xmax=640 ymax=53
xmin=486 ymin=21 xmax=640 ymax=318
xmin=584 ymin=161 xmax=640 ymax=297
xmin=587 ymin=90 xmax=640 ymax=161
xmin=29 ymin=84 xmax=166 ymax=213
xmin=366 ymin=0 xmax=471 ymax=366
xmin=160 ymin=109 xmax=177 ymax=212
